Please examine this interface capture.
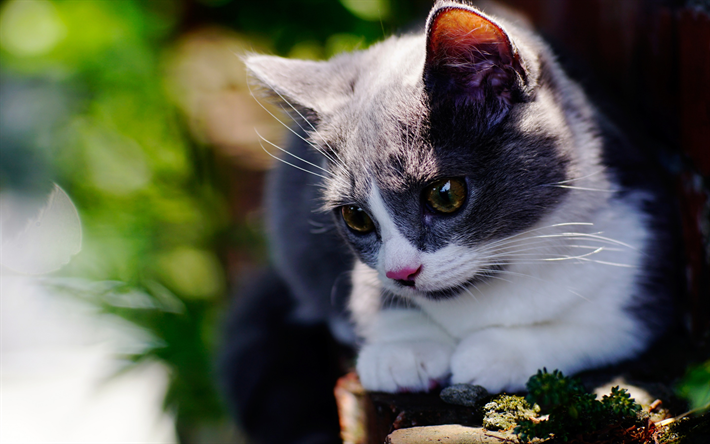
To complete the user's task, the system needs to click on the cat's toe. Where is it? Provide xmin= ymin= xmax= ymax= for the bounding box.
xmin=450 ymin=332 xmax=530 ymax=394
xmin=356 ymin=341 xmax=453 ymax=393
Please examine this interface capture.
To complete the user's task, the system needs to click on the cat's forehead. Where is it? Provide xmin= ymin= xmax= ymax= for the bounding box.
xmin=316 ymin=36 xmax=442 ymax=206
xmin=318 ymin=105 xmax=452 ymax=210
xmin=319 ymin=135 xmax=430 ymax=208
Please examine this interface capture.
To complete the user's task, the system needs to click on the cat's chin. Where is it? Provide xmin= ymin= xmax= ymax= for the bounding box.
xmin=390 ymin=275 xmax=493 ymax=301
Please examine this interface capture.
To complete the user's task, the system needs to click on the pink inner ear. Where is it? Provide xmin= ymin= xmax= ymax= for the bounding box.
xmin=427 ymin=7 xmax=513 ymax=67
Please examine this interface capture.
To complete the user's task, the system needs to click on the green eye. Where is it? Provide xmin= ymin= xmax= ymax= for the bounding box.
xmin=425 ymin=178 xmax=467 ymax=213
xmin=341 ymin=205 xmax=375 ymax=233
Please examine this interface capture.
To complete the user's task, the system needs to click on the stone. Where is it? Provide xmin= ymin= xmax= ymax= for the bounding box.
xmin=386 ymin=425 xmax=512 ymax=444
xmin=440 ymin=384 xmax=489 ymax=407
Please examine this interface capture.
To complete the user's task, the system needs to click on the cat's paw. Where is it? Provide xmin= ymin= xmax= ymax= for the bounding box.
xmin=356 ymin=341 xmax=453 ymax=393
xmin=450 ymin=330 xmax=532 ymax=394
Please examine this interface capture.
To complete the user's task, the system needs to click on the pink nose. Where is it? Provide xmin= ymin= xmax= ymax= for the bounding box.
xmin=386 ymin=266 xmax=421 ymax=282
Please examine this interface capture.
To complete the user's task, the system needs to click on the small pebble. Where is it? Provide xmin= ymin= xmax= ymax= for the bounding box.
xmin=440 ymin=384 xmax=489 ymax=407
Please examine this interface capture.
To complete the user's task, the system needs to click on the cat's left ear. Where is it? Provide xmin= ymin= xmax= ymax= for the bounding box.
xmin=424 ymin=4 xmax=531 ymax=123
xmin=245 ymin=54 xmax=356 ymax=123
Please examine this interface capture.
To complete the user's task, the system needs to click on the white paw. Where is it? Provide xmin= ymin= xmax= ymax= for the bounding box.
xmin=356 ymin=341 xmax=453 ymax=393
xmin=450 ymin=329 xmax=534 ymax=393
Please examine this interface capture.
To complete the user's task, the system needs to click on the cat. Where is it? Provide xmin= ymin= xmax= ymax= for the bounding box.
xmin=220 ymin=1 xmax=680 ymax=442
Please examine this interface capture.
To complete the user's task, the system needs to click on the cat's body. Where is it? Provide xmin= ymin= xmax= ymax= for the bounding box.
xmin=221 ymin=2 xmax=680 ymax=442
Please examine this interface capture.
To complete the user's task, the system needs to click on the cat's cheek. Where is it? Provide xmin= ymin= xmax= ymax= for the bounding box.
xmin=356 ymin=341 xmax=453 ymax=393
xmin=450 ymin=330 xmax=532 ymax=393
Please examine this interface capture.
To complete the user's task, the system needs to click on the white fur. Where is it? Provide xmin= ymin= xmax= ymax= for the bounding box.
xmin=352 ymin=186 xmax=652 ymax=393
xmin=355 ymin=309 xmax=456 ymax=392
xmin=368 ymin=186 xmax=422 ymax=275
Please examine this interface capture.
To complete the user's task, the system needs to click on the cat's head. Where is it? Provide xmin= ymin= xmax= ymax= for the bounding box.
xmin=246 ymin=1 xmax=605 ymax=301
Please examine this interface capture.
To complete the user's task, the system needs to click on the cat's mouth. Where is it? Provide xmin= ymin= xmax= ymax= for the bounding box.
xmin=394 ymin=271 xmax=498 ymax=301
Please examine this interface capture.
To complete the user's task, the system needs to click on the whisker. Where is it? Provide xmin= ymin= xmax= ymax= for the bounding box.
xmin=256 ymin=129 xmax=333 ymax=176
xmin=475 ymin=254 xmax=634 ymax=268
xmin=469 ymin=282 xmax=487 ymax=300
xmin=480 ymin=222 xmax=595 ymax=250
xmin=484 ymin=243 xmax=618 ymax=258
xmin=258 ymin=139 xmax=330 ymax=180
xmin=569 ymin=258 xmax=636 ymax=268
xmin=246 ymin=78 xmax=346 ymax=172
xmin=536 ymin=246 xmax=604 ymax=262
xmin=485 ymin=268 xmax=591 ymax=302
xmin=477 ymin=236 xmax=600 ymax=257
xmin=483 ymin=231 xmax=635 ymax=255
xmin=477 ymin=269 xmax=513 ymax=284
xmin=547 ymin=184 xmax=618 ymax=193
xmin=255 ymin=77 xmax=351 ymax=171
xmin=551 ymin=168 xmax=607 ymax=185
xmin=535 ymin=232 xmax=637 ymax=250
xmin=274 ymin=102 xmax=349 ymax=172
xmin=568 ymin=244 xmax=624 ymax=252
xmin=474 ymin=241 xmax=630 ymax=267
xmin=458 ymin=284 xmax=479 ymax=302
xmin=482 ymin=238 xmax=578 ymax=255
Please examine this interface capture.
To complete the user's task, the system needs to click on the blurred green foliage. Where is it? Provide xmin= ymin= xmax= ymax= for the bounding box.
xmin=677 ymin=360 xmax=710 ymax=413
xmin=0 ymin=0 xmax=428 ymax=442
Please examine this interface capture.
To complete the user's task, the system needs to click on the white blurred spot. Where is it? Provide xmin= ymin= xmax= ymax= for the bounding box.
xmin=1 ymin=275 xmax=177 ymax=443
xmin=0 ymin=0 xmax=66 ymax=56
xmin=1 ymin=184 xmax=82 ymax=275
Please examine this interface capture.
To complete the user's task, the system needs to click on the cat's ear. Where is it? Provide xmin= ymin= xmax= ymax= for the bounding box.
xmin=245 ymin=54 xmax=355 ymax=123
xmin=424 ymin=4 xmax=529 ymax=125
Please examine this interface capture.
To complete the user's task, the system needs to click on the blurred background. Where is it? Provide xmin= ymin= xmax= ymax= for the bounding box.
xmin=0 ymin=0 xmax=708 ymax=443
xmin=0 ymin=0 xmax=431 ymax=442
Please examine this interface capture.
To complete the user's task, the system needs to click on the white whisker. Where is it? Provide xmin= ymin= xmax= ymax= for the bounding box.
xmin=485 ymin=268 xmax=591 ymax=302
xmin=459 ymin=284 xmax=479 ymax=302
xmin=571 ymin=258 xmax=636 ymax=268
xmin=480 ymin=222 xmax=595 ymax=250
xmin=247 ymin=78 xmax=347 ymax=173
xmin=254 ymin=77 xmax=351 ymax=171
xmin=536 ymin=232 xmax=637 ymax=250
xmin=549 ymin=185 xmax=618 ymax=193
xmin=551 ymin=169 xmax=607 ymax=185
xmin=256 ymin=129 xmax=333 ymax=176
xmin=258 ymin=139 xmax=330 ymax=180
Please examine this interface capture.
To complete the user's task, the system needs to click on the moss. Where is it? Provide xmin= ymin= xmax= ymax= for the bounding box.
xmin=514 ymin=369 xmax=650 ymax=443
xmin=483 ymin=395 xmax=539 ymax=431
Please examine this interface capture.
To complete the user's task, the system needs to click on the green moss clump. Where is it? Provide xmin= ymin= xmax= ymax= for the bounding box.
xmin=483 ymin=395 xmax=539 ymax=431
xmin=515 ymin=369 xmax=646 ymax=443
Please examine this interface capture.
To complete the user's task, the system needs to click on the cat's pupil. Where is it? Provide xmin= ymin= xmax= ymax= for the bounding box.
xmin=341 ymin=205 xmax=375 ymax=233
xmin=425 ymin=178 xmax=466 ymax=214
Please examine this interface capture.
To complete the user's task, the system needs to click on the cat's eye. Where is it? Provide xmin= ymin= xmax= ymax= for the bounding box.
xmin=424 ymin=178 xmax=467 ymax=214
xmin=341 ymin=205 xmax=375 ymax=233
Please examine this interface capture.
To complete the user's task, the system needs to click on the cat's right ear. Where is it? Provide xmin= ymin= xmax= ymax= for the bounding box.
xmin=245 ymin=54 xmax=354 ymax=123
xmin=423 ymin=4 xmax=532 ymax=128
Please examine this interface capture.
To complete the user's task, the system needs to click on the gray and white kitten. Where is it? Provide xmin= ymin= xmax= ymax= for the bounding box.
xmin=244 ymin=0 xmax=677 ymax=394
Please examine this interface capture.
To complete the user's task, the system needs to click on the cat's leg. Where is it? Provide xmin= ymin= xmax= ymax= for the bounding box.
xmin=220 ymin=268 xmax=348 ymax=444
xmin=356 ymin=309 xmax=456 ymax=393
xmin=449 ymin=307 xmax=646 ymax=393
